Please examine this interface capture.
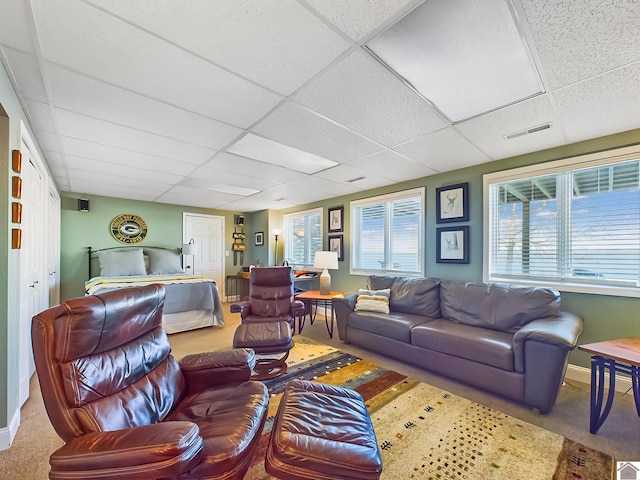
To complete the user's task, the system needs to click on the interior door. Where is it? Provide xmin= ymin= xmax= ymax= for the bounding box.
xmin=19 ymin=145 xmax=45 ymax=405
xmin=183 ymin=213 xmax=225 ymax=296
xmin=47 ymin=183 xmax=61 ymax=306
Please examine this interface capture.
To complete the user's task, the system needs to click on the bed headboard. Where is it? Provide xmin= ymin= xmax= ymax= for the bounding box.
xmin=87 ymin=246 xmax=182 ymax=280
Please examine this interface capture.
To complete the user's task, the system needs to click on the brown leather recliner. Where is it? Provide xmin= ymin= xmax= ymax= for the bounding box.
xmin=231 ymin=267 xmax=305 ymax=332
xmin=31 ymin=284 xmax=269 ymax=480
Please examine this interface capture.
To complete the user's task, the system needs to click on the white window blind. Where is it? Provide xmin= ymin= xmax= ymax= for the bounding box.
xmin=485 ymin=146 xmax=640 ymax=296
xmin=351 ymin=188 xmax=424 ymax=276
xmin=283 ymin=208 xmax=322 ymax=268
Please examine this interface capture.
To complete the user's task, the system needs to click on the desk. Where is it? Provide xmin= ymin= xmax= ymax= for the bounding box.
xmin=295 ymin=290 xmax=343 ymax=338
xmin=578 ymin=337 xmax=640 ymax=434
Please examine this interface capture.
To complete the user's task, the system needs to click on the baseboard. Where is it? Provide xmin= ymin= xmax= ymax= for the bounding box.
xmin=0 ymin=408 xmax=20 ymax=451
xmin=565 ymin=363 xmax=633 ymax=394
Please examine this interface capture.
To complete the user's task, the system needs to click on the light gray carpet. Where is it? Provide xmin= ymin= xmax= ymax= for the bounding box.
xmin=2 ymin=304 xmax=637 ymax=479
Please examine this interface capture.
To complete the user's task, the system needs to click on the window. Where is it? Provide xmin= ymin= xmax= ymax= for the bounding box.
xmin=283 ymin=208 xmax=322 ymax=268
xmin=351 ymin=188 xmax=424 ymax=276
xmin=484 ymin=145 xmax=640 ymax=297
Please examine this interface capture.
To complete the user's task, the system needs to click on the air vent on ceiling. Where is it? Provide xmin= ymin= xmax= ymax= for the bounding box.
xmin=504 ymin=123 xmax=552 ymax=140
xmin=347 ymin=176 xmax=366 ymax=183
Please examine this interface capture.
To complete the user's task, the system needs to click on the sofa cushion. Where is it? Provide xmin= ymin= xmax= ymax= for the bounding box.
xmin=411 ymin=319 xmax=515 ymax=371
xmin=348 ymin=310 xmax=431 ymax=343
xmin=440 ymin=281 xmax=560 ymax=333
xmin=368 ymin=275 xmax=441 ymax=317
xmin=355 ymin=288 xmax=390 ymax=313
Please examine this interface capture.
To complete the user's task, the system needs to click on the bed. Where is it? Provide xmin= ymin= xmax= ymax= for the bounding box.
xmin=86 ymin=246 xmax=224 ymax=334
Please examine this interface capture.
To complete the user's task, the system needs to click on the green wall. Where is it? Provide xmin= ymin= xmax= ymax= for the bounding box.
xmin=274 ymin=128 xmax=640 ymax=369
xmin=60 ymin=193 xmax=247 ymax=300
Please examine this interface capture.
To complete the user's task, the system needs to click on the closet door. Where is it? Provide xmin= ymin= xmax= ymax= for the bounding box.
xmin=47 ymin=183 xmax=60 ymax=306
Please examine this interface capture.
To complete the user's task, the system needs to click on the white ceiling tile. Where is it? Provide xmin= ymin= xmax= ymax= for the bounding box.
xmin=294 ymin=50 xmax=448 ymax=147
xmin=186 ymin=164 xmax=280 ymax=191
xmin=54 ymin=109 xmax=216 ymax=163
xmin=43 ymin=151 xmax=66 ymax=167
xmin=65 ymin=155 xmax=180 ymax=185
xmin=305 ymin=0 xmax=419 ymax=42
xmin=0 ymin=0 xmax=36 ymax=52
xmin=67 ymin=168 xmax=171 ymax=191
xmin=162 ymin=185 xmax=240 ymax=205
xmin=314 ymin=164 xmax=394 ymax=191
xmin=33 ymin=0 xmax=282 ymax=127
xmin=349 ymin=150 xmax=437 ymax=182
xmin=221 ymin=197 xmax=297 ymax=212
xmin=178 ymin=178 xmax=259 ymax=196
xmin=553 ymin=63 xmax=640 ymax=144
xmin=69 ymin=180 xmax=160 ymax=201
xmin=155 ymin=192 xmax=231 ymax=210
xmin=3 ymin=48 xmax=47 ymax=102
xmin=60 ymin=137 xmax=198 ymax=175
xmin=89 ymin=0 xmax=352 ymax=96
xmin=207 ymin=152 xmax=306 ymax=184
xmin=521 ymin=0 xmax=640 ymax=89
xmin=45 ymin=64 xmax=243 ymax=148
xmin=24 ymin=99 xmax=55 ymax=132
xmin=455 ymin=94 xmax=566 ymax=160
xmin=35 ymin=130 xmax=63 ymax=153
xmin=253 ymin=101 xmax=383 ymax=162
xmin=393 ymin=128 xmax=491 ymax=172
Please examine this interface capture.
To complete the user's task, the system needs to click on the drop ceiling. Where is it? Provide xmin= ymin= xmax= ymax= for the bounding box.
xmin=0 ymin=0 xmax=639 ymax=212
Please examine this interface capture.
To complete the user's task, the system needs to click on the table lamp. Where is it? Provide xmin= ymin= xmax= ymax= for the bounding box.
xmin=181 ymin=239 xmax=197 ymax=274
xmin=313 ymin=251 xmax=339 ymax=295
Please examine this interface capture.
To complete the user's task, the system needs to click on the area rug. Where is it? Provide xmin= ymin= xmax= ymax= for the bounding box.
xmin=248 ymin=336 xmax=614 ymax=480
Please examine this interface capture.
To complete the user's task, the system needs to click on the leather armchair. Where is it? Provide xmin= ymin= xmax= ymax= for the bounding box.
xmin=32 ymin=284 xmax=269 ymax=480
xmin=231 ymin=267 xmax=305 ymax=332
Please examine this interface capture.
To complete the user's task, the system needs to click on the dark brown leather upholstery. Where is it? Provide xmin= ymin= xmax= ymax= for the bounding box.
xmin=232 ymin=267 xmax=305 ymax=331
xmin=32 ymin=284 xmax=269 ymax=480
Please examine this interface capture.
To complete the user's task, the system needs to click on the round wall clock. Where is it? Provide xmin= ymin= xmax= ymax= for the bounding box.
xmin=110 ymin=214 xmax=148 ymax=244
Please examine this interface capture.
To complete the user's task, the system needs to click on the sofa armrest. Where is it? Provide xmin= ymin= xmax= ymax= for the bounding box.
xmin=49 ymin=422 xmax=203 ymax=479
xmin=180 ymin=347 xmax=256 ymax=392
xmin=333 ymin=292 xmax=358 ymax=342
xmin=513 ymin=312 xmax=584 ymax=373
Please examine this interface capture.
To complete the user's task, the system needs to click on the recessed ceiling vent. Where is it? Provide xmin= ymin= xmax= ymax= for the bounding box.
xmin=347 ymin=176 xmax=366 ymax=183
xmin=504 ymin=123 xmax=552 ymax=140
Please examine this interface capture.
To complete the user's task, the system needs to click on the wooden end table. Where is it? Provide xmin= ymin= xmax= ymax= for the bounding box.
xmin=295 ymin=290 xmax=343 ymax=338
xmin=578 ymin=337 xmax=640 ymax=434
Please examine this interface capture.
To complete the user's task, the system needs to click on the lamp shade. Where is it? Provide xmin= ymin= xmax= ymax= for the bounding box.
xmin=182 ymin=242 xmax=197 ymax=256
xmin=313 ymin=251 xmax=338 ymax=270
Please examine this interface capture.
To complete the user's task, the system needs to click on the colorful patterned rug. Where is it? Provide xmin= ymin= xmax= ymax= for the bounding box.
xmin=248 ymin=336 xmax=614 ymax=480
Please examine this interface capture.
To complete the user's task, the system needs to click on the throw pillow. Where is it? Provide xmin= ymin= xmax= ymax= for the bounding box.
xmin=98 ymin=249 xmax=146 ymax=277
xmin=355 ymin=288 xmax=391 ymax=314
xmin=145 ymin=248 xmax=184 ymax=275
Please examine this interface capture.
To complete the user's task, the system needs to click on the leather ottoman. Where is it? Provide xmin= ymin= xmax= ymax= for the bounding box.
xmin=266 ymin=379 xmax=382 ymax=480
xmin=232 ymin=321 xmax=293 ymax=380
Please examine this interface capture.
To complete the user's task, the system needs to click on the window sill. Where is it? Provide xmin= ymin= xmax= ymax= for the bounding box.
xmin=485 ymin=275 xmax=640 ymax=299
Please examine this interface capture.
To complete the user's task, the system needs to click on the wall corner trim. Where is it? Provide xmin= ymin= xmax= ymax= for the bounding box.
xmin=0 ymin=408 xmax=20 ymax=451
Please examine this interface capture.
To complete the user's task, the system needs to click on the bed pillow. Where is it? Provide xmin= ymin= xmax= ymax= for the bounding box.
xmin=145 ymin=248 xmax=184 ymax=275
xmin=354 ymin=288 xmax=391 ymax=314
xmin=98 ymin=249 xmax=146 ymax=277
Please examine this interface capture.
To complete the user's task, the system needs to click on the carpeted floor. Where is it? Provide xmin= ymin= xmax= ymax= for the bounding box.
xmin=1 ymin=303 xmax=638 ymax=479
xmin=246 ymin=337 xmax=613 ymax=480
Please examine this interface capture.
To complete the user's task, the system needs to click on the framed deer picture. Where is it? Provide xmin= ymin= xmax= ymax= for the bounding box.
xmin=436 ymin=182 xmax=469 ymax=223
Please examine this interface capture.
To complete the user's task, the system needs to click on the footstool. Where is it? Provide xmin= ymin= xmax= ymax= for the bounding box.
xmin=266 ymin=379 xmax=383 ymax=480
xmin=232 ymin=322 xmax=293 ymax=380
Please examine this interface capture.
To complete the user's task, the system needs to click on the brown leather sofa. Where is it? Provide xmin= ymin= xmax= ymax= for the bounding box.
xmin=32 ymin=284 xmax=269 ymax=480
xmin=232 ymin=266 xmax=305 ymax=331
xmin=334 ymin=276 xmax=584 ymax=413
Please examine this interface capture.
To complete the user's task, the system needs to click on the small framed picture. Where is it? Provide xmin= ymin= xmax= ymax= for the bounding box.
xmin=436 ymin=226 xmax=469 ymax=264
xmin=254 ymin=231 xmax=264 ymax=246
xmin=436 ymin=182 xmax=469 ymax=223
xmin=328 ymin=235 xmax=344 ymax=261
xmin=328 ymin=205 xmax=344 ymax=232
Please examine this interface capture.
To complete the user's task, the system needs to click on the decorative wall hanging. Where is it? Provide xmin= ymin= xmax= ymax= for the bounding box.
xmin=254 ymin=231 xmax=264 ymax=246
xmin=328 ymin=205 xmax=344 ymax=232
xmin=12 ymin=202 xmax=22 ymax=224
xmin=110 ymin=214 xmax=148 ymax=244
xmin=436 ymin=182 xmax=469 ymax=223
xmin=12 ymin=176 xmax=22 ymax=199
xmin=436 ymin=226 xmax=469 ymax=264
xmin=232 ymin=227 xmax=246 ymax=265
xmin=328 ymin=234 xmax=344 ymax=261
xmin=12 ymin=228 xmax=21 ymax=249
xmin=12 ymin=150 xmax=22 ymax=173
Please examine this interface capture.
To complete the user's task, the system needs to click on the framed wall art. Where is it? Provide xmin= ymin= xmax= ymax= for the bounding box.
xmin=436 ymin=182 xmax=469 ymax=223
xmin=436 ymin=226 xmax=469 ymax=264
xmin=328 ymin=234 xmax=344 ymax=261
xmin=254 ymin=231 xmax=264 ymax=246
xmin=328 ymin=205 xmax=344 ymax=232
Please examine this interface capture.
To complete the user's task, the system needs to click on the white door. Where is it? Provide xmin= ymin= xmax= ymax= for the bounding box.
xmin=47 ymin=183 xmax=61 ymax=306
xmin=19 ymin=146 xmax=45 ymax=405
xmin=183 ymin=213 xmax=225 ymax=296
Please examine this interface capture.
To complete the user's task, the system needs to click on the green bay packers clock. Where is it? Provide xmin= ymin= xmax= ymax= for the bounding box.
xmin=110 ymin=214 xmax=148 ymax=244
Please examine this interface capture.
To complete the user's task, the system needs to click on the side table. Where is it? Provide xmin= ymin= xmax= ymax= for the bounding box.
xmin=578 ymin=337 xmax=640 ymax=434
xmin=294 ymin=290 xmax=343 ymax=338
